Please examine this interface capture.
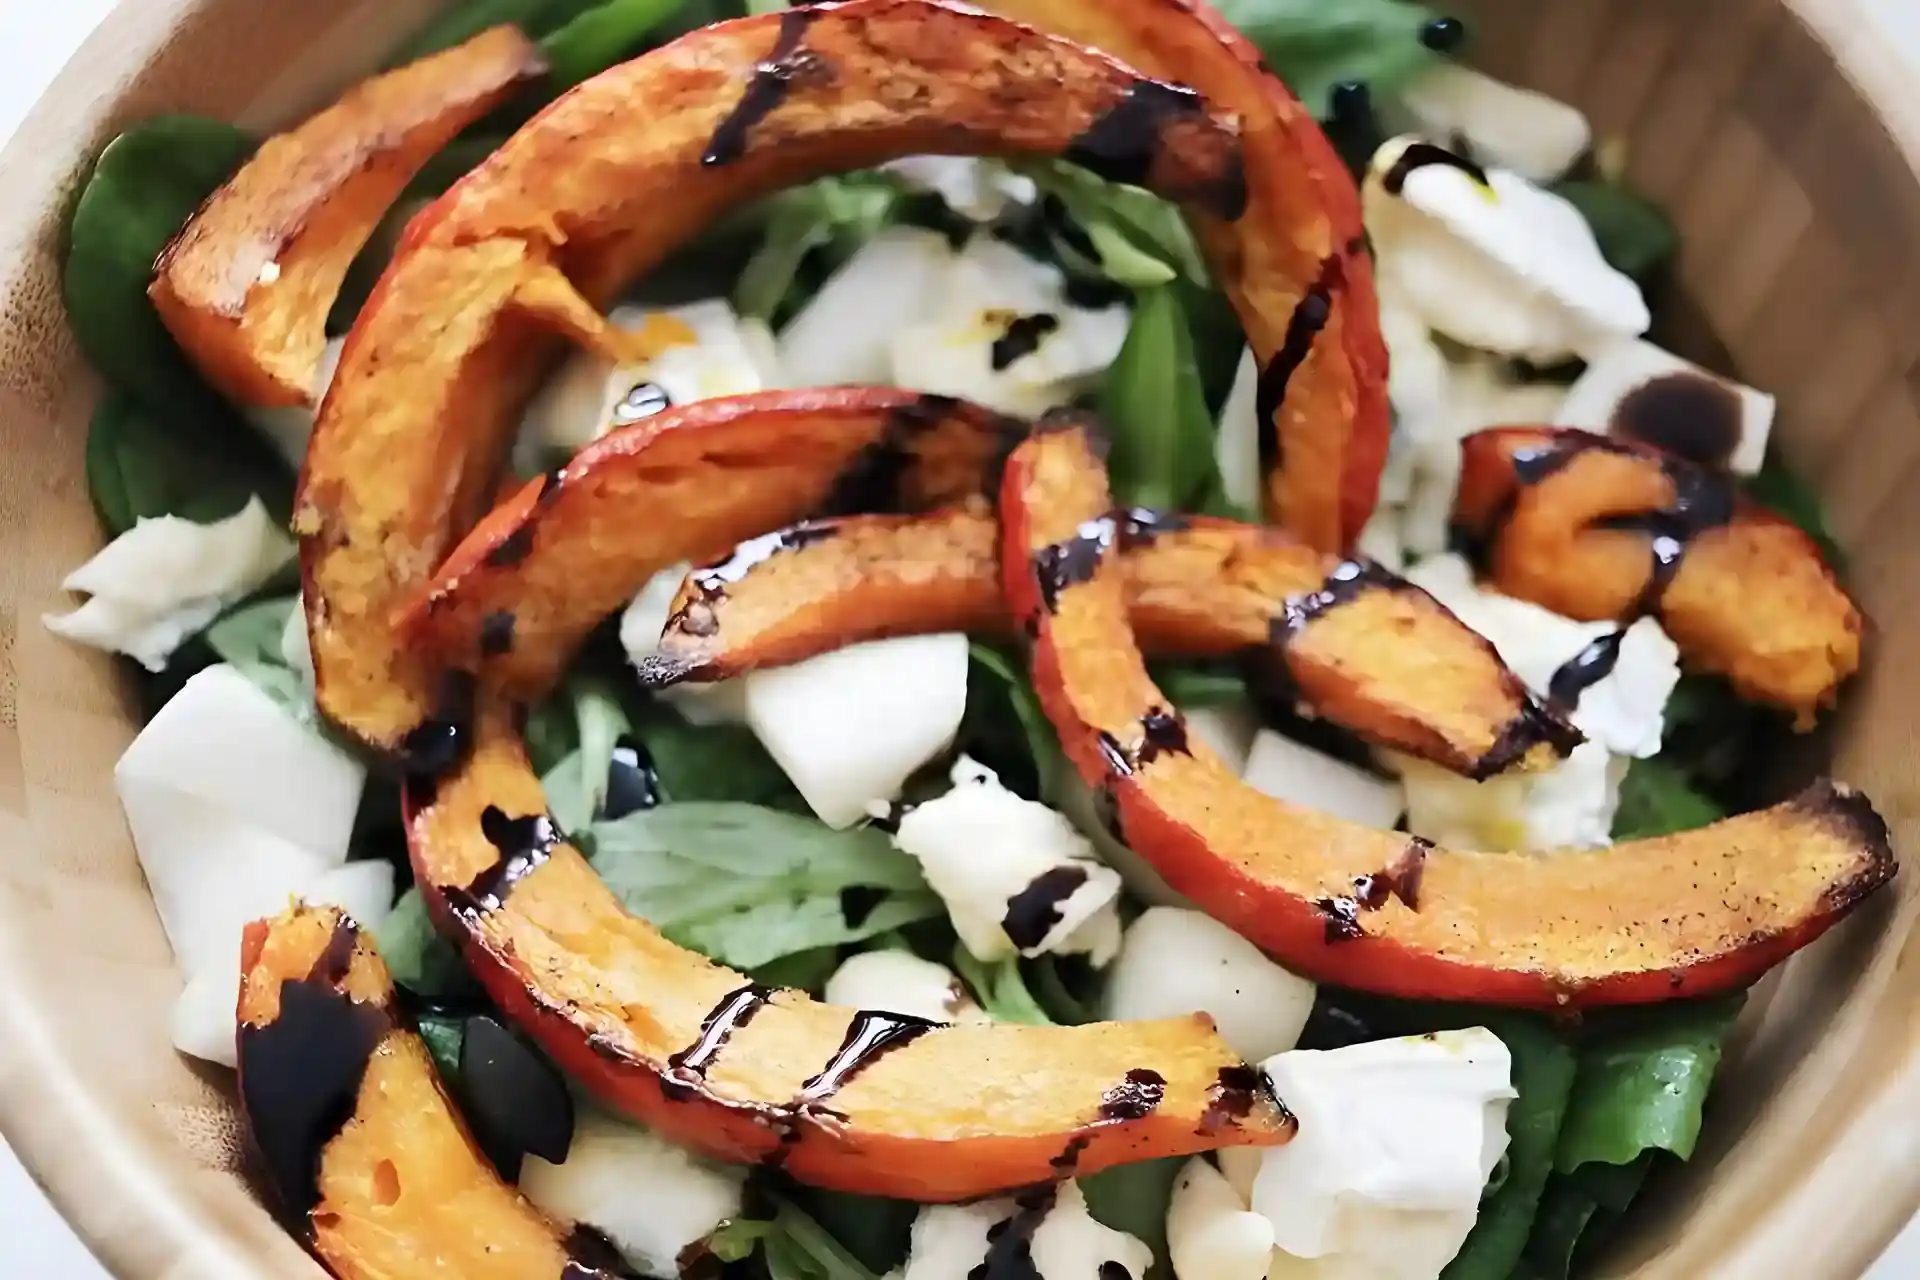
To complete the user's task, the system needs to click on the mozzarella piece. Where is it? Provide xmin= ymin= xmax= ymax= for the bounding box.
xmin=1397 ymin=64 xmax=1592 ymax=183
xmin=44 ymin=497 xmax=296 ymax=672
xmin=1556 ymin=337 xmax=1776 ymax=475
xmin=1215 ymin=347 xmax=1262 ymax=512
xmin=883 ymin=156 xmax=1037 ymax=221
xmin=1168 ymin=1157 xmax=1275 ymax=1280
xmin=1365 ymin=137 xmax=1648 ymax=361
xmin=824 ymin=950 xmax=988 ymax=1024
xmin=1394 ymin=739 xmax=1627 ymax=853
xmin=905 ymin=1181 xmax=1151 ymax=1280
xmin=889 ymin=237 xmax=1130 ymax=416
xmin=246 ymin=334 xmax=346 ymax=466
xmin=1243 ymin=731 xmax=1406 ymax=830
xmin=521 ymin=1110 xmax=747 ymax=1277
xmin=780 ymin=226 xmax=959 ymax=386
xmin=1185 ymin=701 xmax=1260 ymax=775
xmin=746 ymin=633 xmax=969 ymax=828
xmin=1379 ymin=289 xmax=1452 ymax=434
xmin=518 ymin=300 xmax=781 ymax=469
xmin=171 ymin=964 xmax=245 ymax=1068
xmin=1400 ymin=357 xmax=1569 ymax=557
xmin=304 ymin=860 xmax=398 ymax=937
xmin=1249 ymin=1030 xmax=1515 ymax=1280
xmin=1103 ymin=907 xmax=1316 ymax=1062
xmin=892 ymin=757 xmax=1123 ymax=965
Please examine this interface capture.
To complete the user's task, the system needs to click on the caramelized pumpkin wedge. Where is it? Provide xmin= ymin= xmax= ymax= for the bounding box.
xmin=641 ymin=499 xmax=1578 ymax=777
xmin=970 ymin=0 xmax=1389 ymax=549
xmin=151 ymin=26 xmax=546 ymax=407
xmin=236 ymin=905 xmax=632 ymax=1279
xmin=1001 ymin=420 xmax=1896 ymax=1009
xmin=1454 ymin=427 xmax=1863 ymax=726
xmin=401 ymin=703 xmax=1291 ymax=1200
xmin=298 ymin=0 xmax=1371 ymax=756
xmin=405 ymin=391 xmax=1021 ymax=697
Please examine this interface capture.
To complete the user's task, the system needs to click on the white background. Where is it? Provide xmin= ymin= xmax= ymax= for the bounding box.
xmin=1 ymin=2 xmax=1917 ymax=1276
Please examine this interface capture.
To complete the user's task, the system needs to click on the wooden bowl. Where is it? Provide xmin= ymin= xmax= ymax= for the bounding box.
xmin=0 ymin=0 xmax=1913 ymax=1275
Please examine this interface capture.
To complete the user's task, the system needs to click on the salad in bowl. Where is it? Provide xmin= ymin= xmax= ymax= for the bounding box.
xmin=42 ymin=0 xmax=1895 ymax=1277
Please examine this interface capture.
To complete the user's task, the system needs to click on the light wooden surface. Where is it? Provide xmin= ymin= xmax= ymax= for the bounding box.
xmin=1 ymin=2 xmax=1918 ymax=1278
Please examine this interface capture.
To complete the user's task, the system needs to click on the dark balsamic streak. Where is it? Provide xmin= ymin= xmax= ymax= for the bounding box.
xmin=562 ymin=1224 xmax=641 ymax=1279
xmin=1315 ymin=896 xmax=1366 ymax=943
xmin=817 ymin=394 xmax=961 ymax=517
xmin=1200 ymin=1064 xmax=1271 ymax=1133
xmin=701 ymin=8 xmax=820 ymax=167
xmin=1003 ymin=865 xmax=1091 ymax=952
xmin=307 ymin=918 xmax=358 ymax=986
xmin=969 ymin=1185 xmax=1058 ymax=1280
xmin=457 ymin=1014 xmax=575 ymax=1182
xmin=1277 ymin=558 xmax=1394 ymax=638
xmin=398 ymin=670 xmax=477 ymax=796
xmin=990 ymin=313 xmax=1061 ymax=371
xmin=663 ymin=983 xmax=771 ymax=1100
xmin=1050 ymin=1133 xmax=1094 ymax=1174
xmin=479 ymin=609 xmax=516 ymax=657
xmin=1380 ymin=141 xmax=1490 ymax=195
xmin=1255 ymin=256 xmax=1343 ymax=466
xmin=482 ymin=467 xmax=567 ymax=570
xmin=1098 ymin=1068 xmax=1167 ymax=1122
xmin=1548 ymin=629 xmax=1627 ymax=712
xmin=1032 ymin=516 xmax=1116 ymax=613
xmin=790 ymin=1010 xmax=939 ymax=1116
xmin=1115 ymin=507 xmax=1190 ymax=550
xmin=1136 ymin=707 xmax=1190 ymax=764
xmin=1065 ymin=79 xmax=1202 ymax=191
xmin=450 ymin=806 xmax=561 ymax=916
xmin=1474 ymin=691 xmax=1585 ymax=780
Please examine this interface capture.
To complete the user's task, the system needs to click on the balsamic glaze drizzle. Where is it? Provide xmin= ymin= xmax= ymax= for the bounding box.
xmin=1318 ymin=837 xmax=1433 ymax=941
xmin=1064 ymin=80 xmax=1201 ymax=192
xmin=969 ymin=1185 xmax=1058 ymax=1280
xmin=399 ymin=670 xmax=478 ymax=794
xmin=990 ymin=313 xmax=1061 ymax=371
xmin=1380 ymin=141 xmax=1490 ymax=195
xmin=1003 ymin=866 xmax=1092 ymax=952
xmin=1115 ymin=507 xmax=1190 ymax=549
xmin=1098 ymin=1068 xmax=1167 ymax=1121
xmin=1200 ymin=1064 xmax=1273 ymax=1133
xmin=1032 ymin=516 xmax=1117 ymax=613
xmin=1474 ymin=693 xmax=1584 ymax=780
xmin=790 ymin=1010 xmax=939 ymax=1115
xmin=1255 ymin=255 xmax=1343 ymax=465
xmin=452 ymin=806 xmax=561 ymax=915
xmin=457 ymin=1014 xmax=575 ymax=1181
xmin=817 ymin=395 xmax=981 ymax=518
xmin=664 ymin=983 xmax=771 ymax=1098
xmin=1547 ymin=629 xmax=1627 ymax=712
xmin=702 ymin=8 xmax=820 ymax=167
xmin=1277 ymin=558 xmax=1395 ymax=637
xmin=1136 ymin=708 xmax=1191 ymax=764
xmin=686 ymin=521 xmax=838 ymax=600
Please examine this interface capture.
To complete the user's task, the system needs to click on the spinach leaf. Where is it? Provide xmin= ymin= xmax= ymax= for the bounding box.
xmin=1554 ymin=179 xmax=1679 ymax=284
xmin=203 ymin=595 xmax=308 ymax=719
xmin=1029 ymin=955 xmax=1099 ymax=1026
xmin=1082 ymin=1158 xmax=1184 ymax=1280
xmin=778 ymin=1188 xmax=915 ymax=1276
xmin=1099 ymin=287 xmax=1220 ymax=512
xmin=631 ymin=699 xmax=802 ymax=807
xmin=1610 ymin=757 xmax=1725 ymax=842
xmin=952 ymin=947 xmax=1054 ymax=1026
xmin=1015 ymin=162 xmax=1210 ymax=288
xmin=540 ymin=0 xmax=691 ymax=90
xmin=588 ymin=803 xmax=941 ymax=970
xmin=1554 ymin=996 xmax=1743 ymax=1172
xmin=1746 ymin=453 xmax=1845 ymax=567
xmin=1440 ymin=1015 xmax=1579 ymax=1280
xmin=734 ymin=174 xmax=906 ymax=321
xmin=374 ymin=888 xmax=476 ymax=998
xmin=708 ymin=1202 xmax=883 ymax=1280
xmin=1211 ymin=0 xmax=1441 ymax=118
xmin=1521 ymin=1156 xmax=1652 ymax=1280
xmin=84 ymin=382 xmax=294 ymax=535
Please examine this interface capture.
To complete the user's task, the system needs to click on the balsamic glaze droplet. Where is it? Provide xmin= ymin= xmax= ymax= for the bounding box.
xmin=1324 ymin=81 xmax=1384 ymax=177
xmin=687 ymin=522 xmax=839 ymax=600
xmin=479 ymin=609 xmax=517 ymax=657
xmin=600 ymin=738 xmax=660 ymax=821
xmin=452 ymin=806 xmax=561 ymax=915
xmin=990 ymin=313 xmax=1061 ymax=371
xmin=664 ymin=984 xmax=771 ymax=1099
xmin=1256 ymin=256 xmax=1343 ymax=460
xmin=1278 ymin=558 xmax=1394 ymax=638
xmin=702 ymin=9 xmax=821 ymax=167
xmin=1003 ymin=865 xmax=1092 ymax=952
xmin=1136 ymin=708 xmax=1191 ymax=764
xmin=1201 ymin=1064 xmax=1273 ymax=1133
xmin=399 ymin=671 xmax=478 ymax=797
xmin=1381 ymin=140 xmax=1489 ymax=197
xmin=1610 ymin=373 xmax=1744 ymax=469
xmin=457 ymin=1015 xmax=575 ymax=1182
xmin=1420 ymin=15 xmax=1468 ymax=51
xmin=612 ymin=382 xmax=671 ymax=426
xmin=1032 ymin=516 xmax=1116 ymax=613
xmin=1316 ymin=896 xmax=1366 ymax=943
xmin=1095 ymin=733 xmax=1135 ymax=778
xmin=1547 ymin=629 xmax=1628 ymax=712
xmin=1474 ymin=691 xmax=1586 ymax=780
xmin=1098 ymin=1068 xmax=1167 ymax=1121
xmin=791 ymin=1010 xmax=940 ymax=1114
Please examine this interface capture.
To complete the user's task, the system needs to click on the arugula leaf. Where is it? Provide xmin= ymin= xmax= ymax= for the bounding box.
xmin=390 ymin=0 xmax=574 ymax=62
xmin=1554 ymin=997 xmax=1744 ymax=1171
xmin=1099 ymin=287 xmax=1221 ymax=512
xmin=204 ymin=596 xmax=308 ymax=718
xmin=588 ymin=803 xmax=941 ymax=970
xmin=708 ymin=1203 xmax=883 ymax=1280
xmin=374 ymin=888 xmax=476 ymax=998
xmin=1746 ymin=453 xmax=1845 ymax=567
xmin=1015 ymin=162 xmax=1209 ymax=288
xmin=1082 ymin=1158 xmax=1184 ymax=1280
xmin=779 ymin=1189 xmax=915 ymax=1276
xmin=1440 ymin=1015 xmax=1580 ymax=1280
xmin=631 ymin=700 xmax=801 ymax=807
xmin=1610 ymin=757 xmax=1725 ymax=842
xmin=734 ymin=175 xmax=906 ymax=321
xmin=1554 ymin=179 xmax=1679 ymax=284
xmin=84 ymin=385 xmax=294 ymax=535
xmin=540 ymin=0 xmax=691 ymax=89
xmin=952 ymin=947 xmax=1054 ymax=1026
xmin=1211 ymin=0 xmax=1441 ymax=118
xmin=961 ymin=644 xmax=1068 ymax=802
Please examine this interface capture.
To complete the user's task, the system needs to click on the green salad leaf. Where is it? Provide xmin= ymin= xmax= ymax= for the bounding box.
xmin=203 ymin=595 xmax=308 ymax=717
xmin=540 ymin=0 xmax=692 ymax=89
xmin=84 ymin=384 xmax=294 ymax=536
xmin=952 ymin=947 xmax=1053 ymax=1026
xmin=1746 ymin=452 xmax=1845 ymax=567
xmin=1609 ymin=757 xmax=1725 ymax=842
xmin=1521 ymin=1155 xmax=1652 ymax=1279
xmin=1212 ymin=0 xmax=1441 ymax=118
xmin=1016 ymin=161 xmax=1210 ymax=288
xmin=1082 ymin=1158 xmax=1184 ymax=1280
xmin=1029 ymin=955 xmax=1099 ymax=1026
xmin=1554 ymin=997 xmax=1743 ymax=1172
xmin=587 ymin=803 xmax=941 ymax=970
xmin=1554 ymin=179 xmax=1679 ymax=283
xmin=632 ymin=699 xmax=802 ymax=807
xmin=374 ymin=888 xmax=476 ymax=998
xmin=708 ymin=1202 xmax=884 ymax=1280
xmin=778 ymin=1188 xmax=916 ymax=1276
xmin=1099 ymin=286 xmax=1220 ymax=512
xmin=415 ymin=1012 xmax=468 ymax=1083
xmin=1149 ymin=663 xmax=1249 ymax=710
xmin=962 ymin=644 xmax=1068 ymax=802
xmin=391 ymin=0 xmax=578 ymax=62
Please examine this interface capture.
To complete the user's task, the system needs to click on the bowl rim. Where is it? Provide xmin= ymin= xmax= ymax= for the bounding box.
xmin=0 ymin=0 xmax=1917 ymax=1277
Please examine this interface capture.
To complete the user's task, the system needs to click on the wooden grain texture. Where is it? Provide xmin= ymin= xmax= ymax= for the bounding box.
xmin=0 ymin=1 xmax=1916 ymax=1277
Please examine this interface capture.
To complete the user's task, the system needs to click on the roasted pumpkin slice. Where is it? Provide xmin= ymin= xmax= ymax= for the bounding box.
xmin=151 ymin=26 xmax=546 ymax=407
xmin=640 ymin=499 xmax=1578 ymax=777
xmin=405 ymin=390 xmax=1021 ymax=697
xmin=236 ymin=905 xmax=633 ymax=1279
xmin=298 ymin=0 xmax=1370 ymax=756
xmin=1001 ymin=420 xmax=1895 ymax=1009
xmin=400 ymin=703 xmax=1291 ymax=1200
xmin=1454 ymin=427 xmax=1863 ymax=726
xmin=970 ymin=0 xmax=1389 ymax=549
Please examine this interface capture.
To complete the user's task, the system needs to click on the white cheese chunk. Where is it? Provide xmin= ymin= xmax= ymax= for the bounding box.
xmin=892 ymin=757 xmax=1123 ymax=965
xmin=1400 ymin=357 xmax=1569 ymax=557
xmin=1215 ymin=346 xmax=1262 ymax=513
xmin=1248 ymin=1030 xmax=1515 ymax=1280
xmin=905 ymin=1181 xmax=1152 ymax=1280
xmin=780 ymin=226 xmax=961 ymax=386
xmin=1393 ymin=740 xmax=1627 ymax=853
xmin=246 ymin=334 xmax=346 ymax=466
xmin=303 ymin=860 xmax=398 ymax=937
xmin=1168 ymin=1157 xmax=1275 ymax=1280
xmin=1184 ymin=701 xmax=1260 ymax=776
xmin=1556 ymin=337 xmax=1775 ymax=475
xmin=521 ymin=1109 xmax=747 ymax=1277
xmin=824 ymin=950 xmax=988 ymax=1024
xmin=171 ymin=963 xmax=247 ymax=1069
xmin=746 ymin=633 xmax=969 ymax=828
xmin=45 ymin=496 xmax=296 ymax=672
xmin=1243 ymin=731 xmax=1406 ymax=830
xmin=883 ymin=156 xmax=1037 ymax=221
xmin=1365 ymin=136 xmax=1648 ymax=361
xmin=1103 ymin=907 xmax=1316 ymax=1063
xmin=1397 ymin=64 xmax=1592 ymax=183
xmin=889 ymin=237 xmax=1130 ymax=417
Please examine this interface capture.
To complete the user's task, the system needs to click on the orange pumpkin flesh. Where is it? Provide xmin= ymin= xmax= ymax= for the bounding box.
xmin=236 ymin=906 xmax=627 ymax=1279
xmin=406 ymin=391 xmax=1023 ymax=697
xmin=150 ymin=27 xmax=547 ymax=408
xmin=1454 ymin=427 xmax=1863 ymax=727
xmin=641 ymin=499 xmax=1578 ymax=777
xmin=970 ymin=0 xmax=1389 ymax=549
xmin=401 ymin=704 xmax=1291 ymax=1200
xmin=1001 ymin=420 xmax=1896 ymax=1009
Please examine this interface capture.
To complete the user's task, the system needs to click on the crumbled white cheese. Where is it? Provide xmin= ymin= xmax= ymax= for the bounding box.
xmin=1168 ymin=1157 xmax=1276 ymax=1280
xmin=905 ymin=1181 xmax=1152 ymax=1280
xmin=44 ymin=496 xmax=296 ymax=672
xmin=518 ymin=299 xmax=782 ymax=469
xmin=892 ymin=756 xmax=1123 ymax=965
xmin=521 ymin=1108 xmax=747 ymax=1277
xmin=1215 ymin=346 xmax=1262 ymax=513
xmin=1396 ymin=64 xmax=1592 ymax=183
xmin=824 ymin=950 xmax=988 ymax=1024
xmin=889 ymin=237 xmax=1131 ymax=417
xmin=1246 ymin=1030 xmax=1515 ymax=1280
xmin=246 ymin=334 xmax=346 ymax=466
xmin=1184 ymin=701 xmax=1260 ymax=776
xmin=745 ymin=634 xmax=969 ymax=829
xmin=1365 ymin=136 xmax=1649 ymax=361
xmin=1556 ymin=337 xmax=1775 ymax=475
xmin=884 ymin=156 xmax=1037 ymax=222
xmin=1103 ymin=907 xmax=1316 ymax=1063
xmin=1242 ymin=731 xmax=1406 ymax=831
xmin=780 ymin=226 xmax=960 ymax=386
